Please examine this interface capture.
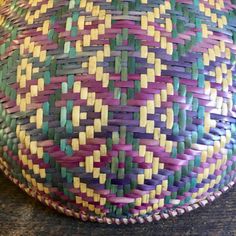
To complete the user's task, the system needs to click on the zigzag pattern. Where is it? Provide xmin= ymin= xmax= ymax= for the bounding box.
xmin=0 ymin=0 xmax=236 ymax=221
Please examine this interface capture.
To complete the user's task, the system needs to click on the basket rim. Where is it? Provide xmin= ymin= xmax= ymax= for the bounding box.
xmin=0 ymin=158 xmax=235 ymax=225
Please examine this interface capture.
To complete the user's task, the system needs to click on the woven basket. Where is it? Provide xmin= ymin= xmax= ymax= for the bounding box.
xmin=0 ymin=0 xmax=236 ymax=224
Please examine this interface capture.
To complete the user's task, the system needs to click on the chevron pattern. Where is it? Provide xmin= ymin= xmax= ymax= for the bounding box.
xmin=0 ymin=0 xmax=236 ymax=221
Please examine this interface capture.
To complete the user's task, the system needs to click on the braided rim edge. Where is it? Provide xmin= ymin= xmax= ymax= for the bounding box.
xmin=0 ymin=161 xmax=235 ymax=225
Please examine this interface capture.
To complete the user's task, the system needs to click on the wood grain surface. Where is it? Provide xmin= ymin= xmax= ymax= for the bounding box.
xmin=0 ymin=172 xmax=235 ymax=236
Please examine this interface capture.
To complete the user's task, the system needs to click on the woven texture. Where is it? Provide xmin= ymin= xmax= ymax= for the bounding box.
xmin=0 ymin=0 xmax=236 ymax=223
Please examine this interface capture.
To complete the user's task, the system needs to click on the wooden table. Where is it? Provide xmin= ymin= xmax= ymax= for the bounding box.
xmin=0 ymin=172 xmax=235 ymax=236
